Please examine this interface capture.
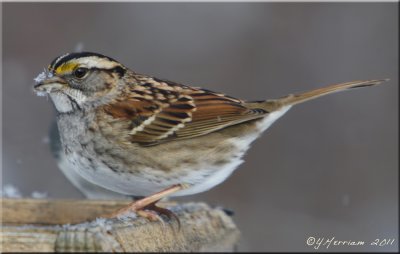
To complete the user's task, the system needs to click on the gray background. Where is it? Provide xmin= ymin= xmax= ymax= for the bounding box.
xmin=2 ymin=3 xmax=398 ymax=252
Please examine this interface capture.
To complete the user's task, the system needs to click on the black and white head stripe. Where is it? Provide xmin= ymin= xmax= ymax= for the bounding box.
xmin=48 ymin=52 xmax=126 ymax=75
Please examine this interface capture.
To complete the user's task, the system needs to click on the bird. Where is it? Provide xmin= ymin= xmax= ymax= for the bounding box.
xmin=33 ymin=52 xmax=388 ymax=220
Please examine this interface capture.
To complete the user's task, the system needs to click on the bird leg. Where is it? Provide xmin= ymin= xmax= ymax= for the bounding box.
xmin=106 ymin=183 xmax=188 ymax=223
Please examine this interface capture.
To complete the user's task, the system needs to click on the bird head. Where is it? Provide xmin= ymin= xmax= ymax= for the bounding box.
xmin=34 ymin=52 xmax=127 ymax=113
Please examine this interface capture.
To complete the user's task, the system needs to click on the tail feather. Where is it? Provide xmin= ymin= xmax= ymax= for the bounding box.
xmin=251 ymin=79 xmax=389 ymax=112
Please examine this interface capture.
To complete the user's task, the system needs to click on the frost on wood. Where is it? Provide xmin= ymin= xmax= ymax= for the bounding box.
xmin=0 ymin=184 xmax=47 ymax=199
xmin=0 ymin=184 xmax=22 ymax=198
xmin=31 ymin=191 xmax=48 ymax=199
xmin=1 ymin=199 xmax=240 ymax=252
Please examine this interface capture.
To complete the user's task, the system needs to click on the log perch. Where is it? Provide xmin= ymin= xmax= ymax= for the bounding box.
xmin=1 ymin=198 xmax=240 ymax=252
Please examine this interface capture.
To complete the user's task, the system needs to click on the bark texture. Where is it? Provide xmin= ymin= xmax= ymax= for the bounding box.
xmin=1 ymin=198 xmax=240 ymax=252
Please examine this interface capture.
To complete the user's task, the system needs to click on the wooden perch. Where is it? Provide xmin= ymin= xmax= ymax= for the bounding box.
xmin=1 ymin=198 xmax=240 ymax=252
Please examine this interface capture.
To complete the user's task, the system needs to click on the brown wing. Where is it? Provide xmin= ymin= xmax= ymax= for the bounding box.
xmin=175 ymin=89 xmax=267 ymax=139
xmin=104 ymin=78 xmax=268 ymax=146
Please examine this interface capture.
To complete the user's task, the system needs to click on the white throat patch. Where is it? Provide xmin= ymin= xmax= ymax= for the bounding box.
xmin=49 ymin=93 xmax=75 ymax=113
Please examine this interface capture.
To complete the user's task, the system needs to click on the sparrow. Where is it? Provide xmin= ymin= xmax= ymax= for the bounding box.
xmin=33 ymin=52 xmax=387 ymax=220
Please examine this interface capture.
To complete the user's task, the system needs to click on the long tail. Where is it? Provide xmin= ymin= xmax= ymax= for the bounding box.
xmin=253 ymin=79 xmax=389 ymax=112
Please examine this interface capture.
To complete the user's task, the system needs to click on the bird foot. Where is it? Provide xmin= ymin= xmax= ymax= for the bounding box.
xmin=104 ymin=184 xmax=188 ymax=229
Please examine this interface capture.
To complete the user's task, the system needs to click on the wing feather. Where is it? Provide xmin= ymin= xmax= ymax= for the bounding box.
xmin=103 ymin=78 xmax=267 ymax=145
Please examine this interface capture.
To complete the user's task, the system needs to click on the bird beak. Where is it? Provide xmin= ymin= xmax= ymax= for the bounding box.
xmin=33 ymin=76 xmax=67 ymax=95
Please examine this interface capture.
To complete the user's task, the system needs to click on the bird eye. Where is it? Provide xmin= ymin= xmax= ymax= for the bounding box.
xmin=73 ymin=67 xmax=89 ymax=79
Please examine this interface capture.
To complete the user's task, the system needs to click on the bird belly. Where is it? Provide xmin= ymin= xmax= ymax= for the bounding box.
xmin=61 ymin=106 xmax=291 ymax=197
xmin=64 ymin=139 xmax=248 ymax=197
xmin=66 ymin=144 xmax=247 ymax=197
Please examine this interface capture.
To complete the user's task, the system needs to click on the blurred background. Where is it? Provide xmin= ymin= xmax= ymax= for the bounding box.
xmin=2 ymin=2 xmax=398 ymax=251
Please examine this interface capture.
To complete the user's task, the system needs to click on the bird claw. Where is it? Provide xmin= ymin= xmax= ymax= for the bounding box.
xmin=104 ymin=184 xmax=187 ymax=231
xmin=136 ymin=209 xmax=166 ymax=227
xmin=147 ymin=204 xmax=181 ymax=231
xmin=143 ymin=203 xmax=181 ymax=231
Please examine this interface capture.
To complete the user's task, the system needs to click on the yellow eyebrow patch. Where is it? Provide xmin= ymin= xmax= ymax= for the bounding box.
xmin=55 ymin=62 xmax=79 ymax=75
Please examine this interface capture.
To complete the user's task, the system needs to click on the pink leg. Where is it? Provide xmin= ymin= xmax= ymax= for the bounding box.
xmin=106 ymin=184 xmax=188 ymax=221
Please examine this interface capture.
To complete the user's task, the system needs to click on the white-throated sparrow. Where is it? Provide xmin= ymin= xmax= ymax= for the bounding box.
xmin=34 ymin=52 xmax=387 ymax=219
